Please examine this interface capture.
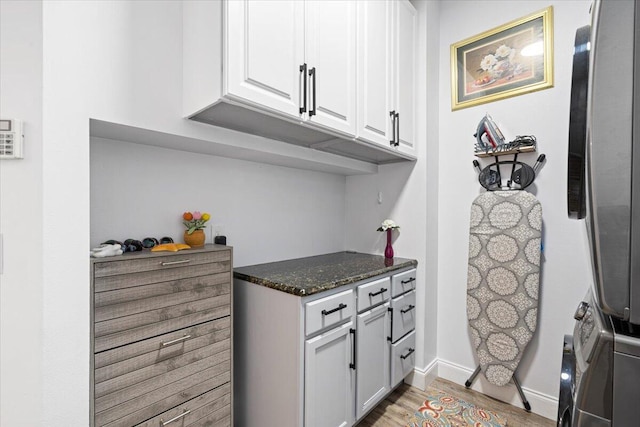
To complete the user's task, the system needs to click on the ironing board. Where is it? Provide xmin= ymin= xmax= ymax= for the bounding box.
xmin=466 ymin=190 xmax=542 ymax=394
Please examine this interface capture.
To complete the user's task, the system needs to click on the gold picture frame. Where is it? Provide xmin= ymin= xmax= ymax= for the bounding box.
xmin=451 ymin=6 xmax=554 ymax=111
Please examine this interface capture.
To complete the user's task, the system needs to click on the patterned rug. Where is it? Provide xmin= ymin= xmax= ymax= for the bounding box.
xmin=406 ymin=389 xmax=507 ymax=427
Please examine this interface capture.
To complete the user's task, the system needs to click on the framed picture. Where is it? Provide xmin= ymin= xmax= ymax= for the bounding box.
xmin=451 ymin=6 xmax=553 ymax=110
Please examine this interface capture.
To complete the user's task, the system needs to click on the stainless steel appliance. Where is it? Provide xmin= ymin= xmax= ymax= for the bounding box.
xmin=562 ymin=0 xmax=640 ymax=425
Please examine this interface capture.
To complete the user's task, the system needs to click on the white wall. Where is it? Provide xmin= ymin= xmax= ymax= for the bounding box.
xmin=91 ymin=138 xmax=346 ymax=267
xmin=0 ymin=2 xmax=44 ymax=426
xmin=436 ymin=0 xmax=592 ymax=418
xmin=345 ymin=0 xmax=438 ymax=384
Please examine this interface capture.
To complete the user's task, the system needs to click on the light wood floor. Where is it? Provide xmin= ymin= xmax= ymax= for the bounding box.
xmin=357 ymin=377 xmax=555 ymax=426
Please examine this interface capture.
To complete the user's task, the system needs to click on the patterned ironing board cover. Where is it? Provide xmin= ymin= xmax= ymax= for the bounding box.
xmin=466 ymin=190 xmax=542 ymax=386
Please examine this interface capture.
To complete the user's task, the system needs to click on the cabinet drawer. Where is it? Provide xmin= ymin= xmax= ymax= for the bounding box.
xmin=391 ymin=268 xmax=416 ymax=297
xmin=135 ymin=383 xmax=231 ymax=427
xmin=94 ymin=324 xmax=231 ymax=426
xmin=94 ymin=318 xmax=230 ymax=386
xmin=356 ymin=277 xmax=390 ymax=312
xmin=391 ymin=330 xmax=415 ymax=388
xmin=94 ymin=263 xmax=231 ymax=294
xmin=390 ymin=290 xmax=416 ymax=342
xmin=305 ymin=289 xmax=354 ymax=336
xmin=93 ymin=250 xmax=231 ymax=278
xmin=94 ymin=278 xmax=230 ymax=352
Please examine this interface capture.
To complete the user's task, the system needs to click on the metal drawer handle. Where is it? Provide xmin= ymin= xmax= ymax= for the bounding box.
xmin=322 ymin=303 xmax=347 ymax=316
xmin=350 ymin=328 xmax=356 ymax=370
xmin=400 ymin=347 xmax=415 ymax=360
xmin=161 ymin=409 xmax=190 ymax=426
xmin=400 ymin=305 xmax=415 ymax=314
xmin=160 ymin=259 xmax=191 ymax=267
xmin=369 ymin=287 xmax=387 ymax=297
xmin=160 ymin=335 xmax=191 ymax=347
xmin=401 ymin=277 xmax=416 ymax=285
xmin=299 ymin=63 xmax=308 ymax=114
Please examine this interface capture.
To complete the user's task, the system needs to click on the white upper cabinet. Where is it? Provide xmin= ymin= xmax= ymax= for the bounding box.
xmin=356 ymin=0 xmax=393 ymax=148
xmin=226 ymin=0 xmax=356 ymax=135
xmin=226 ymin=0 xmax=304 ymax=117
xmin=356 ymin=0 xmax=417 ymax=157
xmin=304 ymin=1 xmax=357 ymax=136
xmin=183 ymin=0 xmax=416 ymax=165
xmin=393 ymin=0 xmax=417 ymax=156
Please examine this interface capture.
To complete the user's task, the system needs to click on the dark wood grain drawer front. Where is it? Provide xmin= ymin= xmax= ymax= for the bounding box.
xmin=94 ymin=276 xmax=230 ymax=353
xmin=135 ymin=383 xmax=231 ymax=427
xmin=94 ymin=321 xmax=231 ymax=427
xmin=94 ymin=251 xmax=231 ymax=278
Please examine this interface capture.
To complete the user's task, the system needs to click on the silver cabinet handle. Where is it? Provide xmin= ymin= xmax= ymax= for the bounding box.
xmin=161 ymin=409 xmax=190 ymax=426
xmin=160 ymin=259 xmax=191 ymax=266
xmin=160 ymin=335 xmax=191 ymax=347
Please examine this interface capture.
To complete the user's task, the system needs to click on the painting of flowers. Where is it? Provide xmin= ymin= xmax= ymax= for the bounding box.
xmin=451 ymin=7 xmax=553 ymax=110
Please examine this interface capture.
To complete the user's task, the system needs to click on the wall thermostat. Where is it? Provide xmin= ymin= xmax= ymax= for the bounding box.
xmin=0 ymin=119 xmax=24 ymax=159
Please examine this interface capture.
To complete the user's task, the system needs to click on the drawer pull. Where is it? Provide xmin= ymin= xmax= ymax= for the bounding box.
xmin=400 ymin=305 xmax=415 ymax=314
xmin=160 ymin=334 xmax=192 ymax=347
xmin=401 ymin=277 xmax=416 ymax=285
xmin=369 ymin=287 xmax=387 ymax=297
xmin=322 ymin=303 xmax=347 ymax=316
xmin=160 ymin=259 xmax=191 ymax=267
xmin=350 ymin=328 xmax=356 ymax=370
xmin=161 ymin=409 xmax=190 ymax=425
xmin=400 ymin=348 xmax=415 ymax=360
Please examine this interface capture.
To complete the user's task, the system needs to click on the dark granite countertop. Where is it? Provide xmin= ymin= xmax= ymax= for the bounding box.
xmin=233 ymin=251 xmax=417 ymax=296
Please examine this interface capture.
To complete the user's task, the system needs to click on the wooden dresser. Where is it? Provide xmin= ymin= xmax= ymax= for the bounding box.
xmin=91 ymin=244 xmax=232 ymax=427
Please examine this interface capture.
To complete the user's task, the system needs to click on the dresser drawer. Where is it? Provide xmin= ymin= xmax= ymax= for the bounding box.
xmin=391 ymin=268 xmax=416 ymax=297
xmin=391 ymin=330 xmax=415 ymax=388
xmin=93 ymin=250 xmax=231 ymax=278
xmin=94 ymin=323 xmax=231 ymax=426
xmin=390 ymin=290 xmax=416 ymax=343
xmin=356 ymin=277 xmax=390 ymax=312
xmin=94 ymin=263 xmax=231 ymax=294
xmin=95 ymin=318 xmax=230 ymax=386
xmin=94 ymin=278 xmax=230 ymax=352
xmin=305 ymin=289 xmax=354 ymax=336
xmin=135 ymin=383 xmax=231 ymax=427
xmin=95 ymin=272 xmax=230 ymax=322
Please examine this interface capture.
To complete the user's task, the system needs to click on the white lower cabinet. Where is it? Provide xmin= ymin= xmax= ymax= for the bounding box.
xmin=355 ymin=302 xmax=390 ymax=419
xmin=234 ymin=267 xmax=417 ymax=426
xmin=305 ymin=321 xmax=355 ymax=427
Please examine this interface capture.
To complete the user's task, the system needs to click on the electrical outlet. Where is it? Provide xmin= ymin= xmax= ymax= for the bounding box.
xmin=214 ymin=224 xmax=225 ymax=236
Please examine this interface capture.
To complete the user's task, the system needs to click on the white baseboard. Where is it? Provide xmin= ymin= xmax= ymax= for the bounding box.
xmin=405 ymin=357 xmax=439 ymax=390
xmin=437 ymin=359 xmax=558 ymax=421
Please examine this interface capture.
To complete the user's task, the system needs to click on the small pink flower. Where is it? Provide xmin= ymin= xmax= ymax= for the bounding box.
xmin=192 ymin=211 xmax=202 ymax=220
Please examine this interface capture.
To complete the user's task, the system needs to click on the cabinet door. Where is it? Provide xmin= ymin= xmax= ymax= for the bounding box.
xmin=305 ymin=0 xmax=357 ymax=136
xmin=356 ymin=0 xmax=393 ymax=147
xmin=393 ymin=0 xmax=417 ymax=156
xmin=356 ymin=302 xmax=390 ymax=420
xmin=226 ymin=0 xmax=304 ymax=117
xmin=305 ymin=321 xmax=355 ymax=427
